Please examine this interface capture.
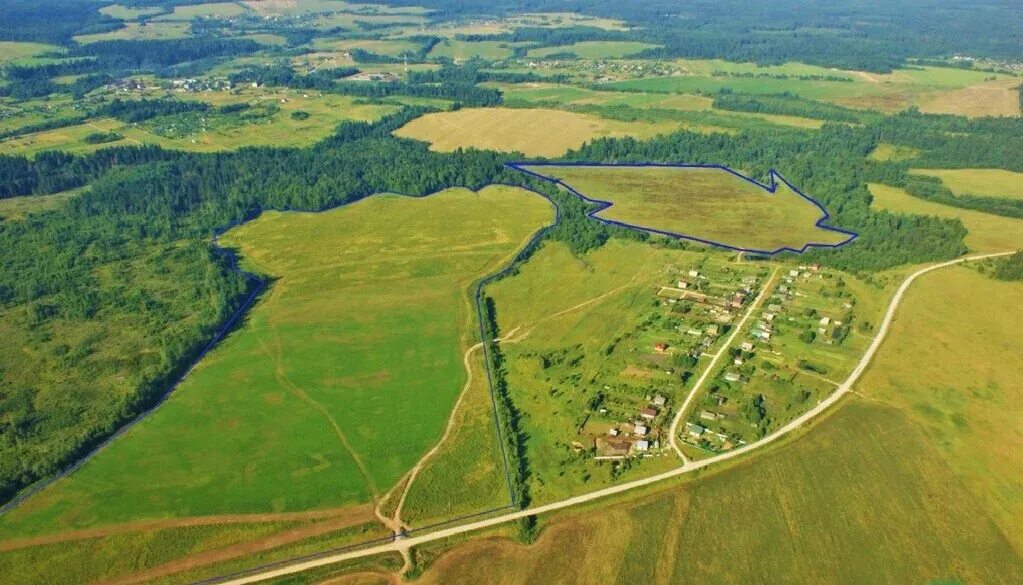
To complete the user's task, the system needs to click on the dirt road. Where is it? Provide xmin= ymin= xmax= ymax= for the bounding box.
xmin=214 ymin=252 xmax=1011 ymax=585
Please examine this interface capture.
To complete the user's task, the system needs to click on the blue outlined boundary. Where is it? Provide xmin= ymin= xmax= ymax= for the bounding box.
xmin=507 ymin=162 xmax=858 ymax=256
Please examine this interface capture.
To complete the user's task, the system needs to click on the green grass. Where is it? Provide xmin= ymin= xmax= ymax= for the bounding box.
xmin=311 ymin=38 xmax=422 ymax=57
xmin=393 ymin=107 xmax=682 ymax=157
xmin=521 ymin=165 xmax=852 ymax=252
xmin=868 ymin=183 xmax=1023 ymax=253
xmin=0 ymin=189 xmax=82 ymax=220
xmin=0 ymin=41 xmax=62 ymax=65
xmin=0 ymin=91 xmax=398 ymax=156
xmin=868 ymin=143 xmax=921 ymax=162
xmin=0 ymin=186 xmax=553 ymax=537
xmin=0 ymin=520 xmax=303 ymax=585
xmin=413 ymin=401 xmax=1022 ymax=584
xmin=73 ymin=20 xmax=193 ymax=43
xmin=152 ymin=2 xmax=252 ymax=21
xmin=526 ymin=41 xmax=659 ymax=59
xmin=99 ymin=4 xmax=166 ymax=20
xmin=910 ymin=168 xmax=1023 ymax=201
xmin=858 ymin=265 xmax=1023 ymax=550
xmin=428 ymin=40 xmax=523 ymax=61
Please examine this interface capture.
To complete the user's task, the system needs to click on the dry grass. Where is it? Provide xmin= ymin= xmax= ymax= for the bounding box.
xmin=919 ymin=78 xmax=1022 ymax=117
xmin=868 ymin=183 xmax=1023 ymax=252
xmin=909 ymin=168 xmax=1023 ymax=200
xmin=523 ymin=165 xmax=852 ymax=252
xmin=393 ymin=108 xmax=680 ymax=157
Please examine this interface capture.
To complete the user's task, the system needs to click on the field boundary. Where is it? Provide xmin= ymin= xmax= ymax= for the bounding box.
xmin=508 ymin=162 xmax=859 ymax=255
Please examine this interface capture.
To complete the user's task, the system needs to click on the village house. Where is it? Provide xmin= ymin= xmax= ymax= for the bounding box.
xmin=740 ymin=341 xmax=755 ymax=352
xmin=724 ymin=371 xmax=741 ymax=383
xmin=634 ymin=440 xmax=650 ymax=451
xmin=686 ymin=422 xmax=706 ymax=437
xmin=634 ymin=424 xmax=649 ymax=436
xmin=654 ymin=342 xmax=669 ymax=353
xmin=640 ymin=407 xmax=658 ymax=420
xmin=652 ymin=395 xmax=667 ymax=407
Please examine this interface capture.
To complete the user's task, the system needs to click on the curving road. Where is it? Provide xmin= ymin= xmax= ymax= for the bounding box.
xmin=213 ymin=252 xmax=1012 ymax=585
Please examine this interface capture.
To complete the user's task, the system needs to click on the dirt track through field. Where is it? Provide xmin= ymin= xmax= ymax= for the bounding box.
xmin=212 ymin=252 xmax=1013 ymax=585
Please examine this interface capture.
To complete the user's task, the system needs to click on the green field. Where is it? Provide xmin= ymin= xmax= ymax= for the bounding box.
xmin=428 ymin=40 xmax=523 ymax=61
xmin=0 ymin=91 xmax=397 ymax=156
xmin=153 ymin=2 xmax=252 ymax=20
xmin=99 ymin=4 xmax=167 ymax=20
xmin=910 ymin=168 xmax=1023 ymax=200
xmin=393 ymin=107 xmax=681 ymax=157
xmin=526 ymin=41 xmax=659 ymax=59
xmin=414 ymin=401 xmax=1022 ymax=584
xmin=0 ymin=41 xmax=62 ymax=65
xmin=0 ymin=186 xmax=553 ymax=537
xmin=868 ymin=183 xmax=1023 ymax=252
xmin=521 ymin=165 xmax=852 ymax=252
xmin=0 ymin=189 xmax=81 ymax=220
xmin=73 ymin=20 xmax=193 ymax=43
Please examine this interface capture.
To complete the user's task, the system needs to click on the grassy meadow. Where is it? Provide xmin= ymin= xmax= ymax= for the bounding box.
xmin=0 ymin=91 xmax=398 ymax=156
xmin=522 ymin=165 xmax=853 ymax=252
xmin=412 ymin=401 xmax=1022 ymax=584
xmin=868 ymin=183 xmax=1023 ymax=252
xmin=0 ymin=41 xmax=62 ymax=65
xmin=0 ymin=189 xmax=81 ymax=220
xmin=909 ymin=168 xmax=1023 ymax=200
xmin=526 ymin=41 xmax=659 ymax=59
xmin=393 ymin=107 xmax=681 ymax=157
xmin=0 ymin=186 xmax=553 ymax=537
xmin=428 ymin=40 xmax=524 ymax=61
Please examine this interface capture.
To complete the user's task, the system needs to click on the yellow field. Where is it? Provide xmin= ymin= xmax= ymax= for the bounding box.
xmin=868 ymin=143 xmax=920 ymax=162
xmin=919 ymin=78 xmax=1022 ymax=117
xmin=909 ymin=168 xmax=1023 ymax=200
xmin=393 ymin=108 xmax=681 ymax=157
xmin=868 ymin=183 xmax=1023 ymax=252
xmin=859 ymin=265 xmax=1023 ymax=551
xmin=523 ymin=165 xmax=853 ymax=252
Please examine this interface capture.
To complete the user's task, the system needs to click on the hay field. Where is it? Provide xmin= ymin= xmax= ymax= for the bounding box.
xmin=0 ymin=41 xmax=62 ymax=65
xmin=909 ymin=168 xmax=1023 ymax=200
xmin=919 ymin=78 xmax=1021 ymax=117
xmin=523 ymin=165 xmax=852 ymax=252
xmin=428 ymin=40 xmax=521 ymax=60
xmin=393 ymin=108 xmax=680 ymax=157
xmin=858 ymin=265 xmax=1023 ymax=551
xmin=526 ymin=41 xmax=659 ymax=59
xmin=412 ymin=401 xmax=1021 ymax=585
xmin=868 ymin=183 xmax=1023 ymax=252
xmin=0 ymin=186 xmax=553 ymax=538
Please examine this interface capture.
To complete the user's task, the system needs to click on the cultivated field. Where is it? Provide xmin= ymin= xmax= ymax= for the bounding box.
xmin=0 ymin=187 xmax=553 ymax=537
xmin=428 ymin=40 xmax=524 ymax=61
xmin=868 ymin=183 xmax=1023 ymax=252
xmin=919 ymin=78 xmax=1022 ymax=117
xmin=393 ymin=108 xmax=681 ymax=157
xmin=526 ymin=41 xmax=659 ymax=59
xmin=909 ymin=168 xmax=1023 ymax=200
xmin=410 ymin=400 xmax=1022 ymax=585
xmin=521 ymin=165 xmax=853 ymax=252
xmin=858 ymin=265 xmax=1023 ymax=551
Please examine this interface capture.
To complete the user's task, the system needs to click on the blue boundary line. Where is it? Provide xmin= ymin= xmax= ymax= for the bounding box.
xmin=507 ymin=162 xmax=858 ymax=256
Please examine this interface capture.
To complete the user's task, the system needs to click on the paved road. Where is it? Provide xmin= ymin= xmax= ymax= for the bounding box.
xmin=215 ymin=252 xmax=1011 ymax=585
xmin=667 ymin=267 xmax=779 ymax=457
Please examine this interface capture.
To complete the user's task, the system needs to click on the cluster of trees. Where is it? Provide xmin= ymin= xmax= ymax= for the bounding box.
xmin=230 ymin=61 xmax=503 ymax=107
xmin=711 ymin=91 xmax=868 ymax=124
xmin=94 ymin=98 xmax=212 ymax=123
xmin=69 ymin=38 xmax=263 ymax=71
xmin=992 ymin=251 xmax=1023 ymax=281
xmin=872 ymin=109 xmax=1023 ymax=171
xmin=865 ymin=164 xmax=1023 ymax=220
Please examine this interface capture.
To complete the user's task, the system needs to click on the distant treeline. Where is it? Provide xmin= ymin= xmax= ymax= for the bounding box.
xmin=711 ymin=91 xmax=869 ymax=124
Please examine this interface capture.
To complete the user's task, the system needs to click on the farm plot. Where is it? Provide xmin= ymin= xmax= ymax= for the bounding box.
xmin=526 ymin=41 xmax=659 ymax=59
xmin=0 ymin=186 xmax=553 ymax=539
xmin=909 ymin=168 xmax=1023 ymax=201
xmin=518 ymin=164 xmax=854 ymax=253
xmin=393 ymin=108 xmax=680 ymax=157
xmin=868 ymin=183 xmax=1023 ymax=253
xmin=485 ymin=239 xmax=768 ymax=503
xmin=675 ymin=264 xmax=885 ymax=457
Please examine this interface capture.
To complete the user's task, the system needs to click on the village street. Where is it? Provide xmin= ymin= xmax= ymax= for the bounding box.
xmin=213 ymin=252 xmax=1012 ymax=585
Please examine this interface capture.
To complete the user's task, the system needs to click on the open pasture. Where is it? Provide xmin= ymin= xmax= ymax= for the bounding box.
xmin=0 ymin=92 xmax=397 ymax=156
xmin=152 ymin=2 xmax=252 ymax=21
xmin=868 ymin=183 xmax=1023 ymax=253
xmin=520 ymin=165 xmax=853 ymax=252
xmin=0 ymin=41 xmax=62 ymax=65
xmin=73 ymin=20 xmax=192 ymax=43
xmin=413 ymin=400 xmax=1022 ymax=585
xmin=99 ymin=4 xmax=167 ymax=21
xmin=526 ymin=41 xmax=659 ymax=60
xmin=0 ymin=186 xmax=553 ymax=538
xmin=393 ymin=107 xmax=681 ymax=157
xmin=428 ymin=40 xmax=525 ymax=61
xmin=919 ymin=77 xmax=1021 ymax=117
xmin=909 ymin=168 xmax=1023 ymax=201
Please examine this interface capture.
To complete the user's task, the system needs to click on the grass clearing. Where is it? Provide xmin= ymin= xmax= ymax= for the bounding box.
xmin=0 ymin=189 xmax=82 ymax=220
xmin=415 ymin=400 xmax=1021 ymax=584
xmin=919 ymin=78 xmax=1021 ymax=117
xmin=868 ymin=143 xmax=920 ymax=162
xmin=153 ymin=2 xmax=252 ymax=21
xmin=73 ymin=21 xmax=193 ymax=43
xmin=909 ymin=168 xmax=1023 ymax=200
xmin=99 ymin=4 xmax=166 ymax=20
xmin=428 ymin=40 xmax=522 ymax=61
xmin=858 ymin=265 xmax=1023 ymax=551
xmin=393 ymin=107 xmax=681 ymax=157
xmin=526 ymin=41 xmax=659 ymax=59
xmin=868 ymin=183 xmax=1023 ymax=252
xmin=0 ymin=41 xmax=62 ymax=65
xmin=0 ymin=186 xmax=553 ymax=537
xmin=521 ymin=165 xmax=853 ymax=252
